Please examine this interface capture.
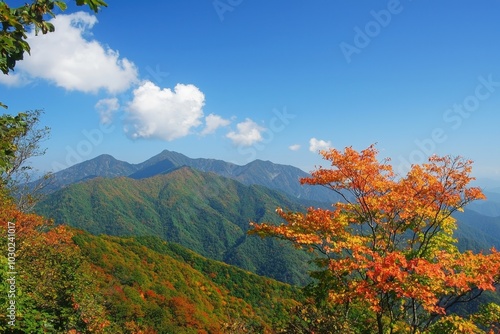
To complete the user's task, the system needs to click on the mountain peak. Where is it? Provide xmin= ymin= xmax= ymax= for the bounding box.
xmin=47 ymin=154 xmax=136 ymax=192
xmin=137 ymin=150 xmax=191 ymax=170
xmin=248 ymin=159 xmax=273 ymax=165
xmin=92 ymin=153 xmax=117 ymax=160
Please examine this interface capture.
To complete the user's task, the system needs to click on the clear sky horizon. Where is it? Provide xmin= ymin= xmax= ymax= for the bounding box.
xmin=2 ymin=1 xmax=500 ymax=185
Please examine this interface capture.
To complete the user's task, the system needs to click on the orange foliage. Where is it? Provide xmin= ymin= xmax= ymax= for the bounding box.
xmin=0 ymin=198 xmax=109 ymax=332
xmin=250 ymin=145 xmax=500 ymax=333
xmin=169 ymin=296 xmax=200 ymax=328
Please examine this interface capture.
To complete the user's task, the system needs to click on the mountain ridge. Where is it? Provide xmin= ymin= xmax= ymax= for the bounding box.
xmin=45 ymin=150 xmax=500 ymax=218
xmin=46 ymin=150 xmax=341 ymax=203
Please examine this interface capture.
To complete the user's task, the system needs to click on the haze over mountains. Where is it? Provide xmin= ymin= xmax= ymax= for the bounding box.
xmin=467 ymin=190 xmax=500 ymax=217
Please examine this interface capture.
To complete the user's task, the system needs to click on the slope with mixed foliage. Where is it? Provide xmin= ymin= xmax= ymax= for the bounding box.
xmin=73 ymin=232 xmax=301 ymax=333
xmin=36 ymin=167 xmax=315 ymax=285
xmin=0 ymin=196 xmax=301 ymax=333
xmin=0 ymin=198 xmax=108 ymax=333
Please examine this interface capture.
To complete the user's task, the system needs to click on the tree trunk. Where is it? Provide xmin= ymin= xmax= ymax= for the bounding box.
xmin=377 ymin=313 xmax=384 ymax=334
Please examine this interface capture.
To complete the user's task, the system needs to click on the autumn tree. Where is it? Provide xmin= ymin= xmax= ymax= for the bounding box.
xmin=0 ymin=197 xmax=109 ymax=332
xmin=251 ymin=145 xmax=500 ymax=333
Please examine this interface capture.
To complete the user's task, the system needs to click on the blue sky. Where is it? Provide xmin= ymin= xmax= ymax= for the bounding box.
xmin=2 ymin=0 xmax=500 ymax=184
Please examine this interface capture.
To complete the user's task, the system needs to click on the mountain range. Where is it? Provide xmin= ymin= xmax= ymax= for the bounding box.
xmin=45 ymin=150 xmax=342 ymax=203
xmin=36 ymin=150 xmax=500 ymax=283
xmin=46 ymin=149 xmax=500 ymax=217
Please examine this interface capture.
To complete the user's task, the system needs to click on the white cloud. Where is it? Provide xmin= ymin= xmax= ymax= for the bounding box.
xmin=13 ymin=12 xmax=138 ymax=93
xmin=289 ymin=144 xmax=301 ymax=151
xmin=226 ymin=118 xmax=265 ymax=146
xmin=95 ymin=98 xmax=120 ymax=124
xmin=125 ymin=81 xmax=205 ymax=140
xmin=309 ymin=138 xmax=332 ymax=152
xmin=201 ymin=113 xmax=231 ymax=135
xmin=0 ymin=72 xmax=29 ymax=87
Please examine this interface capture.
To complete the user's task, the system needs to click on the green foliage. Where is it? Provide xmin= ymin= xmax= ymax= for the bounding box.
xmin=0 ymin=0 xmax=107 ymax=76
xmin=474 ymin=302 xmax=500 ymax=332
xmin=0 ymin=113 xmax=27 ymax=174
xmin=2 ymin=109 xmax=53 ymax=212
xmin=278 ymin=299 xmax=377 ymax=334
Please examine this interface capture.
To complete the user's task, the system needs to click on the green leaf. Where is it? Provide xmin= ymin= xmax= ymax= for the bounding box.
xmin=54 ymin=1 xmax=67 ymax=11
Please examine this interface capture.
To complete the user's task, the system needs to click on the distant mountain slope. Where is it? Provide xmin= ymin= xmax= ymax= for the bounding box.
xmin=453 ymin=209 xmax=500 ymax=251
xmin=133 ymin=150 xmax=341 ymax=203
xmin=47 ymin=150 xmax=341 ymax=203
xmin=36 ymin=167 xmax=315 ymax=285
xmin=74 ymin=231 xmax=300 ymax=332
xmin=467 ymin=190 xmax=500 ymax=217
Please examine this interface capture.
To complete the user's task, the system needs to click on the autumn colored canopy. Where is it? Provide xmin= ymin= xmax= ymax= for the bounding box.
xmin=251 ymin=145 xmax=500 ymax=333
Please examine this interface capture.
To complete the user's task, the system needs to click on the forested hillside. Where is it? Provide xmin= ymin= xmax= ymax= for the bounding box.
xmin=36 ymin=167 xmax=316 ymax=285
xmin=36 ymin=162 xmax=500 ymax=287
xmin=73 ymin=232 xmax=301 ymax=333
xmin=0 ymin=195 xmax=301 ymax=332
